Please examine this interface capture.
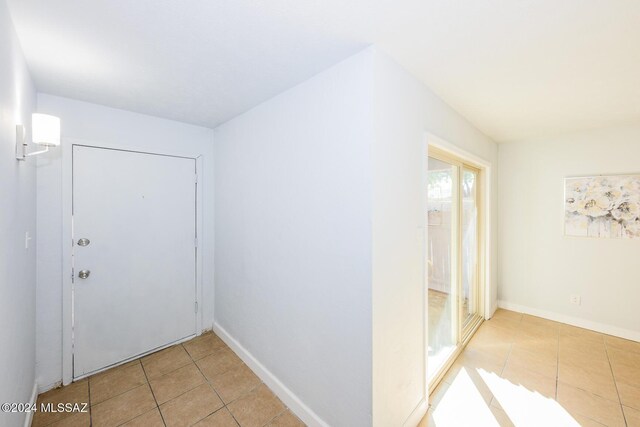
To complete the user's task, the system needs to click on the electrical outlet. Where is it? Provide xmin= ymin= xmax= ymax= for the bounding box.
xmin=570 ymin=294 xmax=581 ymax=305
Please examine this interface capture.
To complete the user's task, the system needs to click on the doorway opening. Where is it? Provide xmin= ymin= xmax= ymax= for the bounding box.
xmin=427 ymin=146 xmax=485 ymax=391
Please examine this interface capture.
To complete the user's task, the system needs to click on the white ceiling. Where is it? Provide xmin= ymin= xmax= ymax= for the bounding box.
xmin=7 ymin=0 xmax=640 ymax=142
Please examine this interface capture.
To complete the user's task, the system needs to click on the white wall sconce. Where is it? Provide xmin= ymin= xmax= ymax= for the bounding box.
xmin=16 ymin=113 xmax=61 ymax=161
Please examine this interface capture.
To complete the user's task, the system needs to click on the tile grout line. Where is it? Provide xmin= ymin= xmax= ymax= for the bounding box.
xmin=37 ymin=380 xmax=89 ymax=427
xmin=114 ymin=407 xmax=160 ymax=427
xmin=88 ymin=376 xmax=93 ymax=427
xmin=185 ymin=340 xmax=290 ymax=427
xmin=143 ymin=360 xmax=193 ymax=383
xmin=183 ymin=338 xmax=257 ymax=426
xmin=38 ymin=332 xmax=297 ymax=427
xmin=499 ymin=315 xmax=521 ymax=373
xmin=140 ymin=343 xmax=224 ymax=410
xmin=89 ymin=364 xmax=158 ymax=408
xmin=142 ymin=334 xmax=227 ymax=379
xmin=183 ymin=339 xmax=230 ymax=363
xmin=558 ymin=332 xmax=625 ymax=426
xmin=555 ymin=327 xmax=560 ymax=401
xmin=183 ymin=337 xmax=263 ymax=406
xmin=436 ymin=312 xmax=635 ymax=427
xmin=148 ymin=373 xmax=219 ymax=421
xmin=603 ymin=340 xmax=628 ymax=427
xmin=185 ymin=342 xmax=241 ymax=426
xmin=486 ymin=316 xmax=519 ymax=410
xmin=139 ymin=358 xmax=168 ymax=427
xmin=88 ymin=361 xmax=146 ymax=405
xmin=136 ymin=338 xmax=244 ymax=417
xmin=260 ymin=406 xmax=289 ymax=427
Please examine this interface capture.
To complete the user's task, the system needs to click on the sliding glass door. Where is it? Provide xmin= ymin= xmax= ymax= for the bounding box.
xmin=427 ymin=149 xmax=483 ymax=388
xmin=426 ymin=157 xmax=458 ymax=381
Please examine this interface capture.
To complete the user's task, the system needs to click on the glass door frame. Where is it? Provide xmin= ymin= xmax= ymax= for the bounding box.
xmin=427 ymin=146 xmax=485 ymax=393
xmin=460 ymin=164 xmax=483 ymax=340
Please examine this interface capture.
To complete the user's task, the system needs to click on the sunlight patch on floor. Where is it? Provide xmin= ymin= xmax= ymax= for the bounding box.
xmin=431 ymin=367 xmax=500 ymax=427
xmin=430 ymin=366 xmax=584 ymax=427
xmin=479 ymin=369 xmax=580 ymax=427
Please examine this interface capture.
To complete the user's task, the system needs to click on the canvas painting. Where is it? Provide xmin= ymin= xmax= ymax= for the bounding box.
xmin=565 ymin=175 xmax=640 ymax=239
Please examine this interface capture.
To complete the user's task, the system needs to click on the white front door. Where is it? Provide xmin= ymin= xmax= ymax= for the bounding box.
xmin=72 ymin=145 xmax=197 ymax=377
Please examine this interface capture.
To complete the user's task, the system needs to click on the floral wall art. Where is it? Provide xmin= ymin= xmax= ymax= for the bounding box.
xmin=565 ymin=175 xmax=640 ymax=239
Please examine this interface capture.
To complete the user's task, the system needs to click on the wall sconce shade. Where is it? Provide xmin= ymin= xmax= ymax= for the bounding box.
xmin=32 ymin=113 xmax=61 ymax=146
xmin=16 ymin=113 xmax=61 ymax=161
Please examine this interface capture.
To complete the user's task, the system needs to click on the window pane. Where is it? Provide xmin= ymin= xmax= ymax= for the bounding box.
xmin=427 ymin=157 xmax=458 ymax=382
xmin=461 ymin=169 xmax=478 ymax=327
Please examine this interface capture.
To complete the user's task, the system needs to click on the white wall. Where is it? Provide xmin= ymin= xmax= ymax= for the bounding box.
xmin=371 ymin=49 xmax=498 ymax=427
xmin=498 ymin=124 xmax=640 ymax=340
xmin=36 ymin=95 xmax=215 ymax=390
xmin=0 ymin=1 xmax=38 ymax=426
xmin=213 ymin=50 xmax=374 ymax=427
xmin=214 ymin=47 xmax=498 ymax=427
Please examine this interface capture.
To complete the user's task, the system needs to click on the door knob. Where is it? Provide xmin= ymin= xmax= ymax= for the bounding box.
xmin=78 ymin=270 xmax=91 ymax=279
xmin=77 ymin=238 xmax=90 ymax=247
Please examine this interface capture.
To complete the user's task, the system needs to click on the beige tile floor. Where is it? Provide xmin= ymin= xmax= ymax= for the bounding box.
xmin=29 ymin=310 xmax=640 ymax=427
xmin=420 ymin=309 xmax=640 ymax=427
xmin=32 ymin=332 xmax=305 ymax=427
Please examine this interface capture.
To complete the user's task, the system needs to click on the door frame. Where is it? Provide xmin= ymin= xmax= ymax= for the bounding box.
xmin=61 ymin=139 xmax=204 ymax=384
xmin=423 ymin=133 xmax=493 ymax=393
xmin=427 ymin=147 xmax=484 ymax=336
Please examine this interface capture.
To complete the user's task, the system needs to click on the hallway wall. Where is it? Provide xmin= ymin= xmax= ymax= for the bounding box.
xmin=0 ymin=1 xmax=38 ymax=426
xmin=214 ymin=49 xmax=374 ymax=427
xmin=214 ymin=46 xmax=498 ymax=427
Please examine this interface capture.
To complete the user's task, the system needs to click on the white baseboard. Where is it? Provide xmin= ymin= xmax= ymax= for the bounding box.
xmin=37 ymin=380 xmax=62 ymax=394
xmin=403 ymin=398 xmax=428 ymax=427
xmin=497 ymin=300 xmax=640 ymax=342
xmin=23 ymin=382 xmax=38 ymax=427
xmin=212 ymin=322 xmax=329 ymax=427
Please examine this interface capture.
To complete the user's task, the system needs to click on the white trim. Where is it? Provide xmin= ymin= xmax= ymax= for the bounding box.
xmin=423 ymin=132 xmax=494 ymax=402
xmin=426 ymin=134 xmax=492 ymax=170
xmin=213 ymin=322 xmax=330 ymax=427
xmin=497 ymin=300 xmax=640 ymax=342
xmin=37 ymin=380 xmax=62 ymax=394
xmin=420 ymin=139 xmax=429 ymax=411
xmin=403 ymin=398 xmax=428 ymax=427
xmin=61 ymin=140 xmax=73 ymax=385
xmin=195 ymin=155 xmax=204 ymax=333
xmin=23 ymin=382 xmax=38 ymax=427
xmin=62 ymin=137 xmax=205 ymax=383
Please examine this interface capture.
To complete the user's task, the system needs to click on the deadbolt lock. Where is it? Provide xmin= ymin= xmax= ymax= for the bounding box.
xmin=78 ymin=270 xmax=91 ymax=279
